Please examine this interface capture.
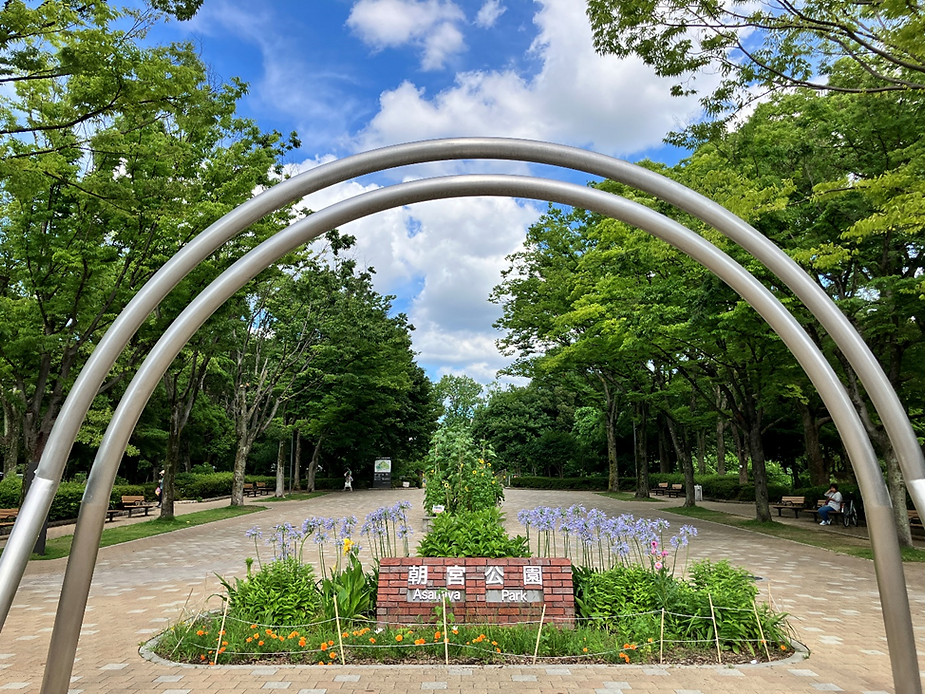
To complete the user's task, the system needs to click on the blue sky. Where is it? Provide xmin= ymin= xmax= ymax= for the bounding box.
xmin=142 ymin=0 xmax=710 ymax=384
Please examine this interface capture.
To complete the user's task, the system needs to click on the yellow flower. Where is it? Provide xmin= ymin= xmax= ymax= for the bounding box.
xmin=343 ymin=538 xmax=354 ymax=555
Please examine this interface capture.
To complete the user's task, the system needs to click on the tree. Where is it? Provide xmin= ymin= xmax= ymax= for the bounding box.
xmin=433 ymin=375 xmax=484 ymax=428
xmin=587 ymin=0 xmax=925 ymax=138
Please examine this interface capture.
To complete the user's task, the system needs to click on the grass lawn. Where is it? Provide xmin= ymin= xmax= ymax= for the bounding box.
xmin=597 ymin=491 xmax=660 ymax=502
xmin=261 ymin=491 xmax=329 ymax=503
xmin=663 ymin=505 xmax=925 ymax=562
xmin=3 ymin=505 xmax=266 ymax=561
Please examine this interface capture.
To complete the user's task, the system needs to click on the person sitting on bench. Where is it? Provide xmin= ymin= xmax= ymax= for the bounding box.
xmin=818 ymin=484 xmax=843 ymax=525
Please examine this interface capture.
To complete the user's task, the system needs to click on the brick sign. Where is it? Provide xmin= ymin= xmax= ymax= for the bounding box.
xmin=377 ymin=557 xmax=574 ymax=625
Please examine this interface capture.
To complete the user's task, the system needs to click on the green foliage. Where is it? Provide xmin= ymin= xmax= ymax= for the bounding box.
xmin=0 ymin=477 xmax=21 ymax=507
xmin=584 ymin=559 xmax=789 ymax=652
xmin=510 ymin=476 xmax=609 ymax=490
xmin=218 ymin=558 xmax=321 ymax=626
xmin=318 ymin=553 xmax=378 ymax=620
xmin=417 ymin=508 xmax=529 ymax=558
xmin=423 ymin=425 xmax=504 ymax=514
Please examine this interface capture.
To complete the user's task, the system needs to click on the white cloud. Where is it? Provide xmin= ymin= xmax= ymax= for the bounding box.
xmin=354 ymin=0 xmax=718 ymax=158
xmin=347 ymin=0 xmax=467 ymax=70
xmin=475 ymin=0 xmax=505 ymax=28
xmin=291 ymin=164 xmax=541 ymax=383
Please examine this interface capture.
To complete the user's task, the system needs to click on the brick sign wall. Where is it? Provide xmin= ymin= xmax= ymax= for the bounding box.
xmin=377 ymin=557 xmax=574 ymax=625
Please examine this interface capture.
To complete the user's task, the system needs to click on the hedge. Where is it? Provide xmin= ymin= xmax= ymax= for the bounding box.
xmin=509 ymin=476 xmax=610 ymax=490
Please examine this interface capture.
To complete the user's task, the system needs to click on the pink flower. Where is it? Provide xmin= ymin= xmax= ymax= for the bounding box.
xmin=655 ymin=561 xmax=663 ymax=570
xmin=650 ymin=548 xmax=658 ymax=555
xmin=661 ymin=550 xmax=669 ymax=557
xmin=650 ymin=541 xmax=658 ymax=548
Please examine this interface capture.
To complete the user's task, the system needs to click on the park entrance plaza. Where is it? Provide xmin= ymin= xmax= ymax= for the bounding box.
xmin=1 ymin=488 xmax=922 ymax=694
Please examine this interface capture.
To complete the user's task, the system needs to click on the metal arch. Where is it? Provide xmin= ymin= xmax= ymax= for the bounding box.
xmin=39 ymin=176 xmax=919 ymax=694
xmin=3 ymin=139 xmax=923 ymax=630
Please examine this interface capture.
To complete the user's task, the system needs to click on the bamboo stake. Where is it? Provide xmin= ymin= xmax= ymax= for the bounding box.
xmin=212 ymin=597 xmax=229 ymax=666
xmin=708 ymin=593 xmax=722 ymax=665
xmin=442 ymin=594 xmax=450 ymax=666
xmin=334 ymin=596 xmax=346 ymax=665
xmin=659 ymin=608 xmax=665 ymax=664
xmin=752 ymin=601 xmax=772 ymax=663
xmin=532 ymin=604 xmax=547 ymax=665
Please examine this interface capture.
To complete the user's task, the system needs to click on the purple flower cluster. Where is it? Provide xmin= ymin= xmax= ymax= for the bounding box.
xmin=518 ymin=505 xmax=698 ymax=575
xmin=244 ymin=514 xmax=359 ymax=576
xmin=360 ymin=501 xmax=413 ymax=560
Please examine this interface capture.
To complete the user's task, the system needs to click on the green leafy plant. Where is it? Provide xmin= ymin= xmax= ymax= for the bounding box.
xmin=218 ymin=558 xmax=321 ymax=625
xmin=319 ymin=552 xmax=378 ymax=620
xmin=417 ymin=508 xmax=529 ymax=558
xmin=423 ymin=425 xmax=504 ymax=514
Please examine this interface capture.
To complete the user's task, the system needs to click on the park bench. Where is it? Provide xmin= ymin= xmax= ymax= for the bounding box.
xmin=0 ymin=507 xmax=18 ymax=532
xmin=910 ymin=510 xmax=923 ymax=530
xmin=121 ymin=495 xmax=155 ymax=518
xmin=255 ymin=482 xmax=271 ymax=496
xmin=243 ymin=483 xmax=257 ymax=497
xmin=807 ymin=498 xmax=859 ymax=527
xmin=652 ymin=482 xmax=669 ymax=496
xmin=666 ymin=483 xmax=684 ymax=498
xmin=771 ymin=495 xmax=806 ymax=518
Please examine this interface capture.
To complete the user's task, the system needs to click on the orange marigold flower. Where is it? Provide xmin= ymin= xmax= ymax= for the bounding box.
xmin=452 ymin=628 xmax=458 ymax=634
xmin=328 ymin=640 xmax=334 ymax=646
xmin=253 ymin=633 xmax=259 ymax=639
xmin=329 ymin=652 xmax=337 ymax=659
xmin=246 ymin=637 xmax=253 ymax=643
xmin=342 ymin=632 xmax=349 ymax=638
xmin=250 ymin=624 xmax=258 ymax=630
xmin=200 ymin=654 xmax=206 ymax=661
xmin=495 ymin=648 xmax=501 ymax=653
xmin=583 ymin=647 xmax=588 ymax=653
xmin=219 ymin=647 xmax=226 ymax=654
xmin=320 ymin=643 xmax=328 ymax=651
xmin=623 ymin=643 xmax=630 ymax=649
xmin=647 ymin=638 xmax=654 ymax=643
xmin=630 ymin=644 xmax=637 ymax=650
xmin=491 ymin=641 xmax=498 ymax=646
xmin=780 ymin=644 xmax=788 ymax=651
xmin=219 ymin=630 xmax=225 ymax=635
xmin=222 ymin=641 xmax=228 ymax=646
xmin=266 ymin=628 xmax=273 ymax=635
xmin=318 ymin=661 xmax=325 ymax=666
xmin=369 ymin=638 xmax=376 ymax=644
xmin=258 ymin=641 xmax=264 ymax=646
xmin=395 ymin=634 xmax=404 ymax=642
xmin=434 ymin=631 xmax=441 ymax=639
xmin=299 ymin=638 xmax=307 ymax=647
xmin=196 ymin=630 xmax=205 ymax=637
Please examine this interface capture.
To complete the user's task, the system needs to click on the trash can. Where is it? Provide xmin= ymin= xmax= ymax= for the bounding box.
xmin=694 ymin=484 xmax=703 ymax=502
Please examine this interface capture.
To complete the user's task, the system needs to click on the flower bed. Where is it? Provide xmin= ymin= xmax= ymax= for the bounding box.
xmin=151 ymin=502 xmax=794 ymax=667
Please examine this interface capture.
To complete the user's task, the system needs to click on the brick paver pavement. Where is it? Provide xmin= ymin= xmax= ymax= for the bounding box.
xmin=1 ymin=488 xmax=923 ymax=693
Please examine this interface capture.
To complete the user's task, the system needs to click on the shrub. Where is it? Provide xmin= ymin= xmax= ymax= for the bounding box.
xmin=0 ymin=476 xmax=22 ymax=507
xmin=509 ymin=476 xmax=609 ymax=490
xmin=110 ymin=484 xmax=146 ymax=508
xmin=319 ymin=553 xmax=378 ymax=620
xmin=218 ymin=557 xmax=321 ymax=626
xmin=417 ymin=508 xmax=529 ymax=558
xmin=184 ymin=472 xmax=235 ymax=499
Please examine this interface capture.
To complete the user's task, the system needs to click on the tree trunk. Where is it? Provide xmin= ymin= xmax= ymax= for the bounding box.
xmin=634 ymin=402 xmax=649 ymax=499
xmin=275 ymin=438 xmax=285 ymax=497
xmin=658 ymin=419 xmax=671 ymax=473
xmin=306 ymin=436 xmax=323 ymax=492
xmin=747 ymin=418 xmax=771 ymax=522
xmin=716 ymin=416 xmax=726 ymax=476
xmin=732 ymin=425 xmax=749 ymax=484
xmin=665 ymin=416 xmax=696 ymax=507
xmin=293 ymin=428 xmax=302 ymax=491
xmin=600 ymin=377 xmax=619 ymax=492
xmin=697 ymin=430 xmax=706 ymax=475
xmin=798 ymin=401 xmax=828 ymax=486
xmin=2 ymin=394 xmax=22 ymax=477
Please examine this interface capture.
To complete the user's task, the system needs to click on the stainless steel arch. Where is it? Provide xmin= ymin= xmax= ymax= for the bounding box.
xmin=39 ymin=176 xmax=919 ymax=694
xmin=3 ymin=139 xmax=923 ymax=633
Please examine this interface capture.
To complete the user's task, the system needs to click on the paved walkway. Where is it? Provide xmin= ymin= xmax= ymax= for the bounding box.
xmin=1 ymin=489 xmax=923 ymax=693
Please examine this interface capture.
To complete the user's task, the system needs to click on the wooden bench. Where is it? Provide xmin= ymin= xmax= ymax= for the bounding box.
xmin=666 ymin=483 xmax=684 ymax=498
xmin=910 ymin=510 xmax=923 ymax=529
xmin=771 ymin=496 xmax=806 ymax=518
xmin=121 ymin=495 xmax=155 ymax=518
xmin=255 ymin=482 xmax=271 ymax=496
xmin=807 ymin=498 xmax=844 ymax=524
xmin=0 ymin=508 xmax=19 ymax=532
xmin=652 ymin=482 xmax=669 ymax=496
xmin=243 ymin=483 xmax=257 ymax=497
